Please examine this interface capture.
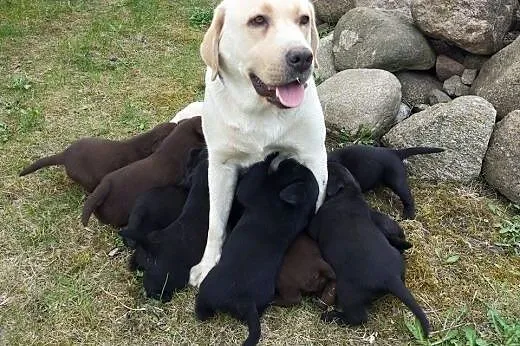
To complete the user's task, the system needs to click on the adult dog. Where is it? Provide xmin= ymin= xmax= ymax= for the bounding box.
xmin=189 ymin=0 xmax=328 ymax=287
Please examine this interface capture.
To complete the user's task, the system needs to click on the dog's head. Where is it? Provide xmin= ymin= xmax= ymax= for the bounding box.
xmin=201 ymin=0 xmax=319 ymax=109
xmin=237 ymin=156 xmax=318 ymax=214
xmin=149 ymin=122 xmax=177 ymax=152
xmin=326 ymin=161 xmax=362 ymax=198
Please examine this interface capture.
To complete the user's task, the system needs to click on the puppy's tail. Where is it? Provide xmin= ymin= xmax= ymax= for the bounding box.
xmin=394 ymin=147 xmax=444 ymax=161
xmin=81 ymin=180 xmax=111 ymax=226
xmin=239 ymin=301 xmax=261 ymax=346
xmin=19 ymin=152 xmax=65 ymax=176
xmin=387 ymin=276 xmax=430 ymax=337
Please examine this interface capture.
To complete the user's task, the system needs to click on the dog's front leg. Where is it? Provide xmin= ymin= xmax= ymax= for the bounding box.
xmin=299 ymin=151 xmax=328 ymax=211
xmin=189 ymin=157 xmax=238 ymax=287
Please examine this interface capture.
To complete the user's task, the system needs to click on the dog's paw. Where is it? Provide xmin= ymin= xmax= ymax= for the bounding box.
xmin=189 ymin=258 xmax=218 ymax=287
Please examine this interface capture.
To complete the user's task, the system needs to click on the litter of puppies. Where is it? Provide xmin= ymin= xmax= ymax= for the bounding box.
xmin=20 ymin=117 xmax=444 ymax=345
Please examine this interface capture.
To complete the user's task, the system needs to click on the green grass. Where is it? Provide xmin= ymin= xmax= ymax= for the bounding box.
xmin=1 ymin=0 xmax=519 ymax=344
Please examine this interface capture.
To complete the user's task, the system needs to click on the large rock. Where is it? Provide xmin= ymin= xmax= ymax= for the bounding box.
xmin=470 ymin=36 xmax=520 ymax=120
xmin=395 ymin=71 xmax=442 ymax=107
xmin=333 ymin=7 xmax=435 ymax=72
xmin=315 ymin=33 xmax=336 ymax=83
xmin=483 ymin=110 xmax=520 ymax=204
xmin=313 ymin=0 xmax=356 ymax=25
xmin=355 ymin=0 xmax=412 ymax=17
xmin=318 ymin=69 xmax=401 ymax=139
xmin=382 ymin=96 xmax=496 ymax=181
xmin=411 ymin=0 xmax=518 ymax=55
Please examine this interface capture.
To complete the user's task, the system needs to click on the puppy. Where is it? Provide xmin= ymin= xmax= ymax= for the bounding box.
xmin=328 ymin=145 xmax=444 ymax=219
xmin=195 ymin=157 xmax=319 ymax=346
xmin=19 ymin=122 xmax=176 ymax=192
xmin=274 ymin=233 xmax=335 ymax=307
xmin=121 ymin=149 xmax=210 ymax=301
xmin=318 ymin=209 xmax=412 ymax=308
xmin=119 ymin=185 xmax=188 ymax=248
xmin=81 ymin=116 xmax=204 ymax=227
xmin=308 ymin=162 xmax=430 ymax=337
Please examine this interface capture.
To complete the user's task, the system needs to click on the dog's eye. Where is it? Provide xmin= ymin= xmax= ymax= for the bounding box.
xmin=299 ymin=15 xmax=310 ymax=25
xmin=249 ymin=15 xmax=267 ymax=27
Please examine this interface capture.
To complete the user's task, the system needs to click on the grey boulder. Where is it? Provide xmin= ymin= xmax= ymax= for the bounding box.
xmin=382 ymin=96 xmax=496 ymax=181
xmin=355 ymin=0 xmax=412 ymax=17
xmin=313 ymin=0 xmax=356 ymax=25
xmin=333 ymin=7 xmax=435 ymax=72
xmin=471 ymin=36 xmax=520 ymax=120
xmin=483 ymin=110 xmax=520 ymax=204
xmin=411 ymin=0 xmax=518 ymax=55
xmin=318 ymin=69 xmax=401 ymax=139
xmin=315 ymin=33 xmax=336 ymax=84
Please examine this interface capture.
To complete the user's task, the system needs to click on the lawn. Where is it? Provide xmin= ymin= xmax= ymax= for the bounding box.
xmin=0 ymin=0 xmax=519 ymax=344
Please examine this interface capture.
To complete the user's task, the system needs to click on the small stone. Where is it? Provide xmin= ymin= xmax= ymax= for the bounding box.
xmin=455 ymin=83 xmax=470 ymax=97
xmin=436 ymin=55 xmax=465 ymax=81
xmin=428 ymin=89 xmax=451 ymax=105
xmin=443 ymin=75 xmax=462 ymax=96
xmin=108 ymin=247 xmax=120 ymax=257
xmin=394 ymin=102 xmax=412 ymax=124
xmin=412 ymin=103 xmax=430 ymax=113
xmin=461 ymin=69 xmax=478 ymax=85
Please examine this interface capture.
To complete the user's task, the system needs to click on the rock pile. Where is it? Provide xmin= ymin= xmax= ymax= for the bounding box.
xmin=315 ymin=0 xmax=520 ymax=203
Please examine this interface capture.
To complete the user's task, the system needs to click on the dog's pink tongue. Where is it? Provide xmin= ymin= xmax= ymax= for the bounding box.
xmin=276 ymin=82 xmax=305 ymax=108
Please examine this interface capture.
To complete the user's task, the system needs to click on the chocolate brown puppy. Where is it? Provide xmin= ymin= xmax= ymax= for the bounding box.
xmin=19 ymin=122 xmax=176 ymax=192
xmin=81 ymin=117 xmax=204 ymax=227
xmin=274 ymin=233 xmax=335 ymax=307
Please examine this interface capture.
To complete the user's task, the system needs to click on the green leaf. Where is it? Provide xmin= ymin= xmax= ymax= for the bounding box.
xmin=445 ymin=255 xmax=460 ymax=264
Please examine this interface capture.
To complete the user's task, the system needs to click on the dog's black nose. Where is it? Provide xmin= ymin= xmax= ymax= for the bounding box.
xmin=286 ymin=48 xmax=313 ymax=73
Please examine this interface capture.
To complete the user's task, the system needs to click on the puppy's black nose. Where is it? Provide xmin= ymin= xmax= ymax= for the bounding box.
xmin=286 ymin=48 xmax=313 ymax=73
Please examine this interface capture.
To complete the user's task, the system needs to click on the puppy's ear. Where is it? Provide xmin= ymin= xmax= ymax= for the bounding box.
xmin=326 ymin=179 xmax=344 ymax=197
xmin=280 ymin=182 xmax=307 ymax=205
xmin=200 ymin=4 xmax=225 ymax=81
xmin=308 ymin=2 xmax=320 ymax=69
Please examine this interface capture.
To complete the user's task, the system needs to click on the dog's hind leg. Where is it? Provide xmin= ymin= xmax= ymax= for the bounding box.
xmin=81 ymin=180 xmax=111 ymax=226
xmin=383 ymin=168 xmax=415 ymax=219
xmin=239 ymin=302 xmax=261 ymax=346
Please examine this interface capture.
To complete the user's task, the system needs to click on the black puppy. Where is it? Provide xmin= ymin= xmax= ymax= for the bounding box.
xmin=328 ymin=145 xmax=444 ymax=219
xmin=308 ymin=162 xmax=430 ymax=337
xmin=119 ymin=185 xmax=188 ymax=248
xmin=195 ymin=157 xmax=319 ymax=346
xmin=120 ymin=149 xmax=210 ymax=301
xmin=119 ymin=148 xmax=204 ymax=248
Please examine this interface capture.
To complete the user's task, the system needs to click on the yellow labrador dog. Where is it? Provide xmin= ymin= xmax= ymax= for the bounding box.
xmin=189 ymin=0 xmax=328 ymax=287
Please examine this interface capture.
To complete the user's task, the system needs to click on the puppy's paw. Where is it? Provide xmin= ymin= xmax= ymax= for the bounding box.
xmin=189 ymin=256 xmax=219 ymax=287
xmin=321 ymin=310 xmax=345 ymax=324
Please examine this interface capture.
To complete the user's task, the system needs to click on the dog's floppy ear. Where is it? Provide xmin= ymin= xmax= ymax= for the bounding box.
xmin=279 ymin=182 xmax=307 ymax=205
xmin=200 ymin=4 xmax=225 ymax=81
xmin=308 ymin=2 xmax=319 ymax=69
